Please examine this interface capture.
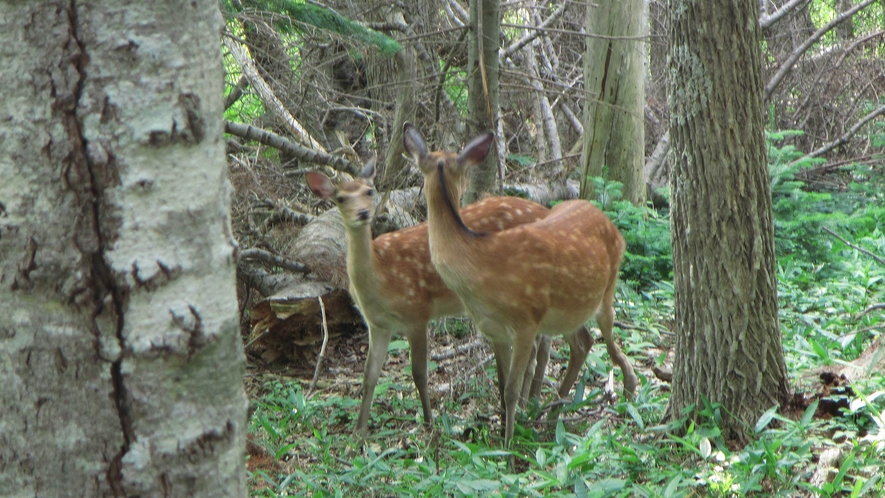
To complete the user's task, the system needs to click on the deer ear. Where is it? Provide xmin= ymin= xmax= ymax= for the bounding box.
xmin=402 ymin=122 xmax=429 ymax=166
xmin=305 ymin=171 xmax=336 ymax=199
xmin=457 ymin=132 xmax=494 ymax=167
xmin=360 ymin=154 xmax=377 ymax=183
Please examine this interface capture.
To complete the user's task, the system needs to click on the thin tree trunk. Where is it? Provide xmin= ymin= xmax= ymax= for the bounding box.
xmin=580 ymin=0 xmax=647 ymax=205
xmin=379 ymin=14 xmax=418 ymax=191
xmin=0 ymin=1 xmax=247 ymax=495
xmin=463 ymin=0 xmax=501 ymax=203
xmin=667 ymin=0 xmax=789 ymax=441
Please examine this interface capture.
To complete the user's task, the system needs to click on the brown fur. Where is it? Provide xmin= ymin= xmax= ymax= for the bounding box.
xmin=404 ymin=123 xmax=638 ymax=445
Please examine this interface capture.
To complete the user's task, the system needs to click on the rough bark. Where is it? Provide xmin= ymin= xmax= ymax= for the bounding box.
xmin=580 ymin=0 xmax=648 ymax=206
xmin=0 ymin=1 xmax=247 ymax=496
xmin=667 ymin=0 xmax=790 ymax=441
xmin=379 ymin=15 xmax=419 ymax=191
xmin=462 ymin=0 xmax=501 ymax=203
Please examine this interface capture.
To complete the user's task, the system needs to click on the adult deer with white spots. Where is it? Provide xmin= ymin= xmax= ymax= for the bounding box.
xmin=403 ymin=123 xmax=638 ymax=444
xmin=306 ymin=158 xmax=561 ymax=436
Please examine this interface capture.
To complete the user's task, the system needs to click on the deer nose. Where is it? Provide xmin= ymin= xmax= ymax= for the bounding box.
xmin=357 ymin=209 xmax=370 ymax=221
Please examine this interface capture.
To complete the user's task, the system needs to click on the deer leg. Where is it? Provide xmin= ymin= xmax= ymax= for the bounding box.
xmin=557 ymin=326 xmax=594 ymax=399
xmin=528 ymin=335 xmax=553 ymax=400
xmin=355 ymin=325 xmax=393 ymax=436
xmin=597 ymin=301 xmax=638 ymax=396
xmin=489 ymin=340 xmax=513 ymax=413
xmin=503 ymin=335 xmax=537 ymax=445
xmin=405 ymin=325 xmax=433 ymax=428
xmin=519 ymin=339 xmax=539 ymax=407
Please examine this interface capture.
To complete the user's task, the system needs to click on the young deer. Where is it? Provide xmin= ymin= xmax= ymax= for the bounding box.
xmin=306 ymin=159 xmax=557 ymax=436
xmin=403 ymin=123 xmax=638 ymax=444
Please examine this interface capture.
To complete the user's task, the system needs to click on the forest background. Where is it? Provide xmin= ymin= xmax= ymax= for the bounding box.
xmin=1 ymin=0 xmax=883 ymax=496
xmin=226 ymin=0 xmax=885 ymax=496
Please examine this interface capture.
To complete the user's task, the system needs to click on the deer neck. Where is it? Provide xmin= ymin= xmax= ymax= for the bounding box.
xmin=343 ymin=224 xmax=382 ymax=296
xmin=425 ymin=163 xmax=483 ymax=277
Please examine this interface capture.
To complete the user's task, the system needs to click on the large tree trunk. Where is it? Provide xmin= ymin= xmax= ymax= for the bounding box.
xmin=666 ymin=0 xmax=790 ymax=441
xmin=580 ymin=0 xmax=647 ymax=205
xmin=463 ymin=0 xmax=501 ymax=203
xmin=0 ymin=1 xmax=247 ymax=495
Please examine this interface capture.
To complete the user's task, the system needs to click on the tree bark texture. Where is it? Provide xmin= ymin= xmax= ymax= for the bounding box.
xmin=580 ymin=0 xmax=647 ymax=206
xmin=463 ymin=0 xmax=501 ymax=203
xmin=667 ymin=0 xmax=789 ymax=440
xmin=379 ymin=20 xmax=418 ymax=191
xmin=0 ymin=1 xmax=247 ymax=496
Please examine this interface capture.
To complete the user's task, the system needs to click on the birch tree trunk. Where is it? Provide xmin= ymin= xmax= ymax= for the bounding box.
xmin=580 ymin=0 xmax=647 ymax=205
xmin=0 ymin=1 xmax=247 ymax=496
xmin=666 ymin=0 xmax=790 ymax=441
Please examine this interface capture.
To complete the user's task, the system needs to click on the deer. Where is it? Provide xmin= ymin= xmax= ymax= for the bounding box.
xmin=306 ymin=157 xmax=568 ymax=437
xmin=403 ymin=122 xmax=638 ymax=444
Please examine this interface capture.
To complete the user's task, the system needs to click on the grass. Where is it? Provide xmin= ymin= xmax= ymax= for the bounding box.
xmin=244 ymin=241 xmax=885 ymax=496
xmin=244 ymin=151 xmax=885 ymax=496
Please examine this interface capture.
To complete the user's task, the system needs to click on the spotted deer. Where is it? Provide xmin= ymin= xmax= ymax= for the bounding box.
xmin=306 ymin=158 xmax=565 ymax=436
xmin=403 ymin=123 xmax=638 ymax=444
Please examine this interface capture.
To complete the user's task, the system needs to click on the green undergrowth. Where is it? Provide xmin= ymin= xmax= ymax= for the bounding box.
xmin=247 ymin=372 xmax=884 ymax=497
xmin=248 ymin=132 xmax=885 ymax=496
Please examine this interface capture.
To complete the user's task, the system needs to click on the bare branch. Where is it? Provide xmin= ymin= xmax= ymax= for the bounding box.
xmin=524 ymin=41 xmax=563 ymax=176
xmin=239 ymin=248 xmax=312 ymax=274
xmin=444 ymin=0 xmax=468 ymax=27
xmin=308 ymin=296 xmax=330 ymax=396
xmin=502 ymin=3 xmax=568 ymax=60
xmin=223 ymin=33 xmax=327 ymax=152
xmin=821 ymin=226 xmax=885 ymax=267
xmin=501 ymin=23 xmax=658 ymax=41
xmin=794 ymin=104 xmax=885 ymax=162
xmin=759 ymin=0 xmax=810 ymax=30
xmin=763 ymin=0 xmax=879 ymax=101
xmin=856 ymin=303 xmax=885 ymax=320
xmin=225 ymin=121 xmax=359 ymax=175
xmin=224 ymin=75 xmax=248 ymax=110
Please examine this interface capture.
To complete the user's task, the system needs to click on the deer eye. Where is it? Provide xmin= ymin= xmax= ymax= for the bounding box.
xmin=336 ymin=196 xmax=345 ymax=204
xmin=366 ymin=188 xmax=374 ymax=197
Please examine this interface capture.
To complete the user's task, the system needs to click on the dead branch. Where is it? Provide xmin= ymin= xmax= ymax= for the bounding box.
xmin=239 ymin=248 xmax=311 ymax=274
xmin=759 ymin=0 xmax=810 ymax=30
xmin=225 ymin=121 xmax=358 ymax=175
xmin=856 ymin=303 xmax=885 ymax=320
xmin=223 ymin=34 xmax=327 ymax=152
xmin=502 ymin=2 xmax=567 ymax=60
xmin=430 ymin=339 xmax=485 ymax=361
xmin=444 ymin=0 xmax=467 ymax=26
xmin=795 ymin=104 xmax=885 ymax=162
xmin=505 ymin=179 xmax=580 ymax=205
xmin=263 ymin=198 xmax=316 ymax=226
xmin=525 ymin=41 xmax=563 ymax=177
xmin=800 ymin=155 xmax=877 ymax=175
xmin=308 ymin=296 xmax=330 ymax=396
xmin=763 ymin=0 xmax=878 ymax=101
xmin=224 ymin=75 xmax=248 ymax=110
xmin=821 ymin=226 xmax=885 ymax=267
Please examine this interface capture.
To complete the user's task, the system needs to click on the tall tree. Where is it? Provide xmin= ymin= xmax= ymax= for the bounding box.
xmin=580 ymin=0 xmax=647 ymax=205
xmin=666 ymin=0 xmax=790 ymax=440
xmin=0 ymin=1 xmax=247 ymax=495
xmin=462 ymin=0 xmax=501 ymax=204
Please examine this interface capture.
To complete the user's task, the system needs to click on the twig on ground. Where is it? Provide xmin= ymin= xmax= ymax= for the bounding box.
xmin=308 ymin=296 xmax=330 ymax=397
xmin=856 ymin=303 xmax=885 ymax=320
xmin=430 ymin=339 xmax=485 ymax=361
xmin=244 ymin=328 xmax=269 ymax=349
